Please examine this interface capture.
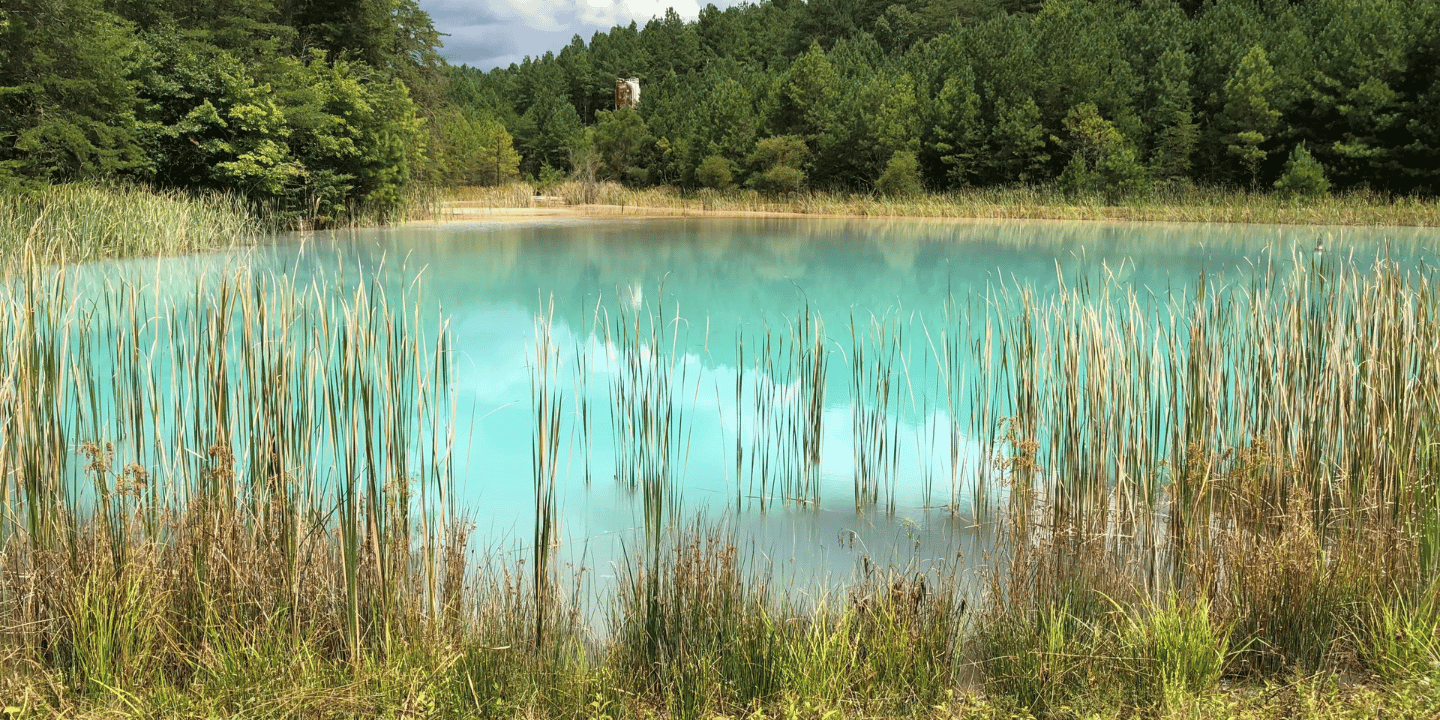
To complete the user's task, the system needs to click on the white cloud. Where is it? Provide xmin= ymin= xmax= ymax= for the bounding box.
xmin=573 ymin=0 xmax=701 ymax=28
xmin=422 ymin=0 xmax=732 ymax=68
xmin=424 ymin=0 xmax=702 ymax=40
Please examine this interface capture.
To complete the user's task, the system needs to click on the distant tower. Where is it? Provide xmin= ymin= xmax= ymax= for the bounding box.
xmin=615 ymin=78 xmax=640 ymax=110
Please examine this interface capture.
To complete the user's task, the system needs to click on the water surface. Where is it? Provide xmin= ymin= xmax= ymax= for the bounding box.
xmin=250 ymin=218 xmax=1437 ymax=585
xmin=71 ymin=216 xmax=1440 ymax=593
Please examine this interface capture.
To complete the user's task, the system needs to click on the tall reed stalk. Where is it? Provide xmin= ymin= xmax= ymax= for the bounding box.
xmin=531 ymin=297 xmax=563 ymax=648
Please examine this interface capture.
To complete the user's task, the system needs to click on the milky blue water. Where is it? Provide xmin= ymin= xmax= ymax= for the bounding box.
xmin=245 ymin=217 xmax=1437 ymax=585
xmin=61 ymin=216 xmax=1440 ymax=592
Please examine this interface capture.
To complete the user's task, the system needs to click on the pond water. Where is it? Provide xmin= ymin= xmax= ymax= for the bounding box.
xmin=252 ymin=217 xmax=1439 ymax=589
xmin=57 ymin=217 xmax=1440 ymax=596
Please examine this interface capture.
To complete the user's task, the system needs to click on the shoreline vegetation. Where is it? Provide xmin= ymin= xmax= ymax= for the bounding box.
xmin=424 ymin=181 xmax=1440 ymax=228
xmin=0 ymin=185 xmax=260 ymax=262
xmin=5 ymin=187 xmax=1440 ymax=718
xmin=8 ymin=0 xmax=1440 ymax=713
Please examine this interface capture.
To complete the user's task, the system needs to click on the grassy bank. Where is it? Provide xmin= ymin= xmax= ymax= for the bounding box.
xmin=5 ymin=520 xmax=1440 ymax=719
xmin=442 ymin=181 xmax=1440 ymax=227
xmin=0 ymin=182 xmax=461 ymax=265
xmin=0 ymin=184 xmax=262 ymax=262
xmin=6 ymin=231 xmax=1440 ymax=718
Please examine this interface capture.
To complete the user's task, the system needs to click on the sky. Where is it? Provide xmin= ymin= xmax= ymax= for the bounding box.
xmin=419 ymin=0 xmax=727 ymax=71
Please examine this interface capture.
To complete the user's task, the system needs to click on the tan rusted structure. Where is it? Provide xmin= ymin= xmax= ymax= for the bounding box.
xmin=615 ymin=78 xmax=640 ymax=110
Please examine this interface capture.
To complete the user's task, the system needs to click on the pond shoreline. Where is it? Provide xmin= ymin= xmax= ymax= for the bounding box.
xmin=416 ymin=196 xmax=1440 ymax=228
xmin=417 ymin=202 xmax=904 ymax=223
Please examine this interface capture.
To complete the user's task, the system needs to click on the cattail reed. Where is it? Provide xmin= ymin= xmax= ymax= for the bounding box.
xmin=531 ymin=296 xmax=563 ymax=648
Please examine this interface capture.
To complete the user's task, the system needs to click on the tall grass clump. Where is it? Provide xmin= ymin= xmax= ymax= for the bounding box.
xmin=734 ymin=306 xmax=828 ymax=510
xmin=605 ymin=522 xmax=970 ymax=719
xmin=609 ymin=523 xmax=781 ymax=720
xmin=966 ymin=252 xmax=1440 ymax=698
xmin=785 ymin=561 xmax=969 ymax=705
xmin=0 ymin=249 xmax=458 ymax=699
xmin=531 ymin=298 xmax=564 ymax=649
xmin=605 ymin=284 xmax=696 ymax=536
xmin=850 ymin=313 xmax=904 ymax=514
xmin=0 ymin=184 xmax=259 ymax=262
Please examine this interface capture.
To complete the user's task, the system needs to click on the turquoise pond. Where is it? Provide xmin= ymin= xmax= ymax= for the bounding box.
xmin=69 ymin=216 xmax=1440 ymax=589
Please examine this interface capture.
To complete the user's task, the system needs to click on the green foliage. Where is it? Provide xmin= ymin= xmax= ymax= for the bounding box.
xmin=776 ymin=42 xmax=840 ymax=142
xmin=0 ymin=0 xmax=148 ymax=182
xmin=535 ymin=164 xmax=567 ymax=193
xmin=1055 ymin=103 xmax=1146 ymax=203
xmin=11 ymin=0 xmax=1440 ymax=214
xmin=0 ymin=0 xmax=446 ymax=225
xmin=692 ymin=76 xmax=759 ymax=170
xmin=749 ymin=135 xmax=810 ymax=172
xmin=1223 ymin=45 xmax=1281 ymax=187
xmin=988 ymin=97 xmax=1050 ymax=184
xmin=752 ymin=166 xmax=803 ymax=195
xmin=432 ymin=109 xmax=522 ymax=187
xmin=748 ymin=135 xmax=810 ymax=195
xmin=1227 ymin=130 xmax=1267 ymax=188
xmin=874 ymin=73 xmax=921 ymax=157
xmin=1356 ymin=584 xmax=1440 ymax=684
xmin=696 ymin=154 xmax=733 ymax=189
xmin=980 ymin=600 xmax=1110 ymax=714
xmin=876 ymin=150 xmax=922 ymax=197
xmin=1123 ymin=598 xmax=1228 ymax=700
xmin=1058 ymin=154 xmax=1092 ymax=199
xmin=179 ymin=57 xmax=302 ymax=197
xmin=928 ymin=66 xmax=984 ymax=187
xmin=1147 ymin=48 xmax=1199 ymax=182
xmin=592 ymin=108 xmax=653 ymax=184
xmin=517 ymin=95 xmax=583 ymax=177
xmin=1273 ymin=143 xmax=1330 ymax=200
xmin=1059 ymin=103 xmax=1123 ymax=169
xmin=1097 ymin=144 xmax=1148 ymax=203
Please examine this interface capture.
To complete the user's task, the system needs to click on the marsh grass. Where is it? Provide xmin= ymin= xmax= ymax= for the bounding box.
xmin=849 ymin=313 xmax=904 ymax=514
xmin=0 ymin=184 xmax=259 ymax=262
xmin=604 ymin=284 xmax=699 ymax=541
xmin=734 ymin=307 xmax=828 ymax=510
xmin=0 ymin=248 xmax=457 ymax=698
xmin=571 ymin=253 xmax=1440 ymax=708
xmin=969 ymin=254 xmax=1440 ymax=700
xmin=442 ymin=181 xmax=1440 ymax=226
xmin=447 ymin=183 xmax=540 ymax=207
xmin=531 ymin=297 xmax=564 ymax=649
xmin=605 ymin=521 xmax=972 ymax=719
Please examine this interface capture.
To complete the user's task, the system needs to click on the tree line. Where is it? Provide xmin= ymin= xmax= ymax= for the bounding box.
xmin=0 ymin=0 xmax=519 ymax=223
xmin=454 ymin=0 xmax=1440 ymax=200
xmin=6 ymin=0 xmax=1436 ymax=216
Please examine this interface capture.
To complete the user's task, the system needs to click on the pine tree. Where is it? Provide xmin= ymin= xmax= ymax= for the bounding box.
xmin=1222 ymin=45 xmax=1281 ymax=188
xmin=1148 ymin=48 xmax=1198 ymax=182
xmin=1273 ymin=143 xmax=1329 ymax=200
xmin=928 ymin=66 xmax=985 ymax=188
